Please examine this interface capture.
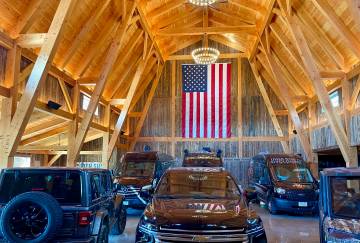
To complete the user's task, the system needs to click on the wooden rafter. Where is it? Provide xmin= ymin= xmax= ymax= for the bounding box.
xmin=156 ymin=26 xmax=256 ymax=36
xmin=59 ymin=0 xmax=111 ymax=69
xmin=0 ymin=0 xmax=76 ymax=167
xmin=67 ymin=1 xmax=137 ymax=166
xmin=250 ymin=61 xmax=290 ymax=153
xmin=259 ymin=38 xmax=313 ymax=161
xmin=107 ymin=54 xmax=154 ymax=160
xmin=281 ymin=5 xmax=356 ymax=165
xmin=10 ymin=0 xmax=47 ymax=38
xmin=310 ymin=0 xmax=360 ymax=61
xmin=350 ymin=75 xmax=360 ymax=110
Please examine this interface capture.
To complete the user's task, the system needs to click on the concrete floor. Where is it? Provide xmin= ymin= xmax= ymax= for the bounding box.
xmin=110 ymin=205 xmax=320 ymax=243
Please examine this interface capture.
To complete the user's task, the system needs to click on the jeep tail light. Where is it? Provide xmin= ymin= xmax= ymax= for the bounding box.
xmin=79 ymin=211 xmax=91 ymax=226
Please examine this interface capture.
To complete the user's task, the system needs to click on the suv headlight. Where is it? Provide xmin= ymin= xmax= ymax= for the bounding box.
xmin=275 ymin=187 xmax=286 ymax=195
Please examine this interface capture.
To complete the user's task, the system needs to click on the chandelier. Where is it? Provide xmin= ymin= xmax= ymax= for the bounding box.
xmin=189 ymin=0 xmax=217 ymax=6
xmin=192 ymin=47 xmax=220 ymax=64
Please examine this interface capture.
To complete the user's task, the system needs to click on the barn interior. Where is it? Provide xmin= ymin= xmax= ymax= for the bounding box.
xmin=0 ymin=0 xmax=359 ymax=242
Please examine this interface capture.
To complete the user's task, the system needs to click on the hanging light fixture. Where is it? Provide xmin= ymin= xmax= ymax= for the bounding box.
xmin=189 ymin=0 xmax=217 ymax=6
xmin=192 ymin=33 xmax=220 ymax=64
xmin=192 ymin=47 xmax=220 ymax=64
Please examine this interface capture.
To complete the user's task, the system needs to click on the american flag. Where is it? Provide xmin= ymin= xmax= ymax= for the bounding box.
xmin=182 ymin=63 xmax=231 ymax=138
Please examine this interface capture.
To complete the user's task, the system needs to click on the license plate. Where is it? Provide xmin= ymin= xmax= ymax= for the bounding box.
xmin=298 ymin=202 xmax=307 ymax=207
xmin=123 ymin=201 xmax=129 ymax=206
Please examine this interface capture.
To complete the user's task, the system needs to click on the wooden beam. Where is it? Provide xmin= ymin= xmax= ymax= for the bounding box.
xmin=10 ymin=0 xmax=47 ymax=38
xmin=58 ymin=78 xmax=73 ymax=113
xmin=156 ymin=26 xmax=256 ymax=36
xmin=48 ymin=154 xmax=62 ymax=166
xmin=133 ymin=136 xmax=288 ymax=142
xmin=136 ymin=2 xmax=164 ymax=61
xmin=0 ymin=86 xmax=10 ymax=98
xmin=24 ymin=117 xmax=65 ymax=137
xmin=0 ymin=0 xmax=76 ymax=168
xmin=20 ymin=125 xmax=68 ymax=146
xmin=350 ymin=75 xmax=360 ymax=110
xmin=237 ymin=58 xmax=243 ymax=158
xmin=16 ymin=33 xmax=46 ymax=48
xmin=19 ymin=63 xmax=34 ymax=83
xmin=107 ymin=55 xmax=152 ymax=160
xmin=249 ymin=0 xmax=276 ymax=60
xmin=147 ymin=0 xmax=187 ymax=19
xmin=310 ymin=0 xmax=360 ymax=60
xmin=259 ymin=38 xmax=313 ymax=161
xmin=110 ymin=99 xmax=126 ymax=106
xmin=283 ymin=10 xmax=355 ymax=166
xmin=171 ymin=61 xmax=176 ymax=157
xmin=250 ymin=61 xmax=290 ymax=153
xmin=129 ymin=64 xmax=164 ymax=151
xmin=67 ymin=1 xmax=137 ymax=166
xmin=59 ymin=0 xmax=111 ymax=69
xmin=167 ymin=53 xmax=247 ymax=60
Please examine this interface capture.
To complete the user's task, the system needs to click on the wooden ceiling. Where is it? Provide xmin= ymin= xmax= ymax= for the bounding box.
xmin=0 ymin=0 xmax=359 ymax=159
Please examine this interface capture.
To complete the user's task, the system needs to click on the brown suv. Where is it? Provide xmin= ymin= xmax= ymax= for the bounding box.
xmin=115 ymin=152 xmax=174 ymax=209
xmin=182 ymin=149 xmax=223 ymax=167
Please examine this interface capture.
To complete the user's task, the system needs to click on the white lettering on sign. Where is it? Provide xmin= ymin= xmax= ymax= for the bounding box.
xmin=269 ymin=157 xmax=303 ymax=164
xmin=77 ymin=162 xmax=103 ymax=168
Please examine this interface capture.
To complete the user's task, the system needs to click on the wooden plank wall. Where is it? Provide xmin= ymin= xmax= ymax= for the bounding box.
xmin=131 ymin=40 xmax=288 ymax=159
xmin=290 ymin=75 xmax=360 ymax=155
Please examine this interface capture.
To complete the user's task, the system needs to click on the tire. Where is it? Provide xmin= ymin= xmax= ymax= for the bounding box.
xmin=0 ymin=191 xmax=63 ymax=243
xmin=111 ymin=208 xmax=127 ymax=235
xmin=97 ymin=224 xmax=109 ymax=243
xmin=267 ymin=198 xmax=278 ymax=215
xmin=253 ymin=233 xmax=267 ymax=243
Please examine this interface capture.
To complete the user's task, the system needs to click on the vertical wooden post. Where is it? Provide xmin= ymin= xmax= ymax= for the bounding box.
xmin=171 ymin=61 xmax=176 ymax=157
xmin=0 ymin=45 xmax=21 ymax=167
xmin=102 ymin=104 xmax=111 ymax=168
xmin=237 ymin=58 xmax=243 ymax=158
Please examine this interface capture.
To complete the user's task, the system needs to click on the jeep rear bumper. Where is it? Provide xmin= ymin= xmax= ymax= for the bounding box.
xmin=53 ymin=237 xmax=96 ymax=243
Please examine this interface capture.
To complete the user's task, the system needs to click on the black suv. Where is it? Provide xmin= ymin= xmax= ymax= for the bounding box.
xmin=0 ymin=167 xmax=127 ymax=243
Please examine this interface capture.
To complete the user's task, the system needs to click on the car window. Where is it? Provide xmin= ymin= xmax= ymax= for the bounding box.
xmin=0 ymin=171 xmax=81 ymax=205
xmin=90 ymin=174 xmax=102 ymax=200
xmin=101 ymin=173 xmax=110 ymax=193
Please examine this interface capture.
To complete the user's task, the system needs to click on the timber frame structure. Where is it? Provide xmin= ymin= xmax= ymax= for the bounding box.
xmin=0 ymin=0 xmax=359 ymax=167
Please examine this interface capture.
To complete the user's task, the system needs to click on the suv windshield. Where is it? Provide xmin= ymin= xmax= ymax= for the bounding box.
xmin=156 ymin=170 xmax=240 ymax=199
xmin=268 ymin=157 xmax=313 ymax=183
xmin=183 ymin=157 xmax=221 ymax=167
xmin=123 ymin=161 xmax=155 ymax=178
xmin=0 ymin=171 xmax=81 ymax=205
xmin=331 ymin=177 xmax=360 ymax=219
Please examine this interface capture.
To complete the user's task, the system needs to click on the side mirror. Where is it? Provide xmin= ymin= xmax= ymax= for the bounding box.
xmin=140 ymin=185 xmax=154 ymax=199
xmin=243 ymin=187 xmax=257 ymax=204
xmin=141 ymin=184 xmax=152 ymax=191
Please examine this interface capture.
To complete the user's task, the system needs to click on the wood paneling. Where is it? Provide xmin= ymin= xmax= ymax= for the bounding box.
xmin=132 ymin=41 xmax=289 ymax=158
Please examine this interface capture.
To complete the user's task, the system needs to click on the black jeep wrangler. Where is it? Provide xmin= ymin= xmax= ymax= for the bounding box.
xmin=0 ymin=167 xmax=127 ymax=243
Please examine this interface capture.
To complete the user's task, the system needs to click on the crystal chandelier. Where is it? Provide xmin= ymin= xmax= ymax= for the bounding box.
xmin=189 ymin=0 xmax=217 ymax=6
xmin=192 ymin=47 xmax=220 ymax=64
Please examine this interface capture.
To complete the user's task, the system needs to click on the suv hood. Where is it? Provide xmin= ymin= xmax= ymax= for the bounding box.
xmin=118 ymin=177 xmax=152 ymax=187
xmin=149 ymin=197 xmax=253 ymax=230
xmin=273 ymin=181 xmax=316 ymax=190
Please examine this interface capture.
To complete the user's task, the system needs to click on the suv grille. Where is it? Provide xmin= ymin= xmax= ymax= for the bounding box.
xmin=119 ymin=186 xmax=141 ymax=198
xmin=143 ymin=227 xmax=249 ymax=242
xmin=284 ymin=189 xmax=317 ymax=201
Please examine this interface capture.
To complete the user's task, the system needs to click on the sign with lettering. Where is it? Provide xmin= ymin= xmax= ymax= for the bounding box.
xmin=77 ymin=162 xmax=103 ymax=168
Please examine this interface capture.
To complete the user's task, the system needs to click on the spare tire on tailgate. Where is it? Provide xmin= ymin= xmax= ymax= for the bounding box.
xmin=0 ymin=191 xmax=63 ymax=243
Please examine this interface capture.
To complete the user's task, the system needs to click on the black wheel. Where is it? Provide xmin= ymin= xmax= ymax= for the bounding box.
xmin=0 ymin=191 xmax=63 ymax=243
xmin=111 ymin=208 xmax=127 ymax=235
xmin=253 ymin=233 xmax=267 ymax=243
xmin=267 ymin=198 xmax=278 ymax=215
xmin=97 ymin=224 xmax=109 ymax=243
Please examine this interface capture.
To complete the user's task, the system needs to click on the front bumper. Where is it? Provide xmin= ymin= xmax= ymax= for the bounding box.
xmin=272 ymin=197 xmax=318 ymax=213
xmin=136 ymin=225 xmax=266 ymax=243
xmin=123 ymin=197 xmax=148 ymax=209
